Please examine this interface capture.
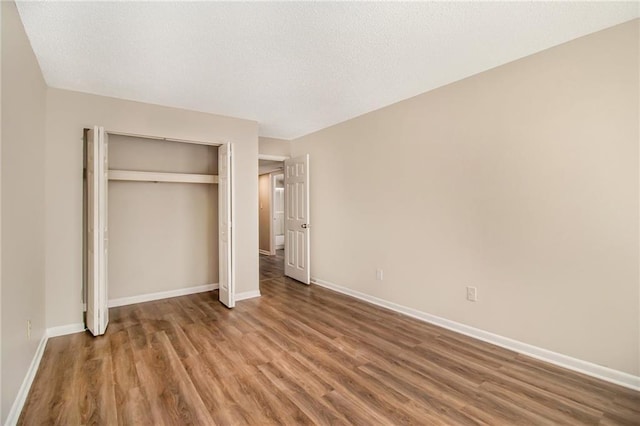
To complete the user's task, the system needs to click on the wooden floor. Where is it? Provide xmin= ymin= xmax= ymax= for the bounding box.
xmin=20 ymin=253 xmax=639 ymax=425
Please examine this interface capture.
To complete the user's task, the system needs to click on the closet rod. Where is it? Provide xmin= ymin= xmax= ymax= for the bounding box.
xmin=108 ymin=170 xmax=218 ymax=184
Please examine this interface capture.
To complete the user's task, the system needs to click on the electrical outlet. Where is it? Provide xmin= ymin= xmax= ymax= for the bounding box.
xmin=376 ymin=269 xmax=384 ymax=281
xmin=466 ymin=286 xmax=477 ymax=302
xmin=27 ymin=320 xmax=32 ymax=340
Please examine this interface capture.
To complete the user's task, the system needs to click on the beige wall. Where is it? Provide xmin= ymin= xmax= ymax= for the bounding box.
xmin=108 ymin=136 xmax=218 ymax=300
xmin=292 ymin=20 xmax=640 ymax=375
xmin=109 ymin=182 xmax=218 ymax=299
xmin=258 ymin=173 xmax=272 ymax=252
xmin=45 ymin=88 xmax=259 ymax=328
xmin=109 ymin=134 xmax=218 ymax=174
xmin=1 ymin=1 xmax=47 ymax=421
xmin=259 ymin=136 xmax=291 ymax=157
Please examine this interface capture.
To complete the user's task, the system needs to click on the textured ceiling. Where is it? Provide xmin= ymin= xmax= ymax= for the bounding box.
xmin=16 ymin=1 xmax=639 ymax=139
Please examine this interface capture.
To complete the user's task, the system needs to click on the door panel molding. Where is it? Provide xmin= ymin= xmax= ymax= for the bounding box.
xmin=284 ymin=154 xmax=310 ymax=284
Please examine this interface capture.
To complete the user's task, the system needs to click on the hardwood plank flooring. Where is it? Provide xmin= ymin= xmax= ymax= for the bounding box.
xmin=19 ymin=252 xmax=639 ymax=425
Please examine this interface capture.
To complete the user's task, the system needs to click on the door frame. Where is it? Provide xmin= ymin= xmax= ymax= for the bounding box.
xmin=83 ymin=129 xmax=236 ymax=319
xmin=270 ymin=172 xmax=285 ymax=255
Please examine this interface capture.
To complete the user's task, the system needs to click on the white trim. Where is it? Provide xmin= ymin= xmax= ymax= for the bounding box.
xmin=235 ymin=290 xmax=261 ymax=301
xmin=311 ymin=277 xmax=640 ymax=391
xmin=108 ymin=283 xmax=219 ymax=308
xmin=258 ymin=154 xmax=289 ymax=161
xmin=269 ymin=171 xmax=283 ymax=256
xmin=269 ymin=172 xmax=275 ymax=255
xmin=259 ymin=249 xmax=271 ymax=256
xmin=108 ymin=170 xmax=217 ymax=184
xmin=4 ymin=334 xmax=48 ymax=426
xmin=46 ymin=323 xmax=86 ymax=338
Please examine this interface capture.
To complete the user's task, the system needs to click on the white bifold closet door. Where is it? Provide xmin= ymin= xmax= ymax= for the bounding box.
xmin=218 ymin=143 xmax=234 ymax=307
xmin=87 ymin=126 xmax=109 ymax=336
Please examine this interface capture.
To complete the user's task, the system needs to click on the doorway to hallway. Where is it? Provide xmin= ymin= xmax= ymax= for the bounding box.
xmin=258 ymin=154 xmax=311 ymax=285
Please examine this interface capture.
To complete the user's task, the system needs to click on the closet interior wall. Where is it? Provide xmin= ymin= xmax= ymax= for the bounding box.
xmin=107 ymin=135 xmax=219 ymax=301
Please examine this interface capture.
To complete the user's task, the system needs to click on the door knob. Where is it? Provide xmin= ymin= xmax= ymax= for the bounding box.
xmin=301 ymin=224 xmax=308 ymax=229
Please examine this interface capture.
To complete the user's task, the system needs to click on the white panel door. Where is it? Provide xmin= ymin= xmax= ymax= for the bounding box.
xmin=284 ymin=154 xmax=310 ymax=284
xmin=87 ymin=126 xmax=109 ymax=336
xmin=218 ymin=143 xmax=234 ymax=307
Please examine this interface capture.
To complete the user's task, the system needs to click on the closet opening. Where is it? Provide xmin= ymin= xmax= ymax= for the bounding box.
xmin=83 ymin=127 xmax=234 ymax=336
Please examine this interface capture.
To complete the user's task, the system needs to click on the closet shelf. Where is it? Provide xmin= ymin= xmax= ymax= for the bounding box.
xmin=108 ymin=169 xmax=218 ymax=184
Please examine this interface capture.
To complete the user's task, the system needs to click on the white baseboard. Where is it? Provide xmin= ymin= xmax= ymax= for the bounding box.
xmin=259 ymin=249 xmax=271 ymax=256
xmin=236 ymin=290 xmax=261 ymax=301
xmin=47 ymin=323 xmax=86 ymax=338
xmin=4 ymin=334 xmax=48 ymax=426
xmin=5 ymin=322 xmax=89 ymax=425
xmin=311 ymin=277 xmax=640 ymax=391
xmin=108 ymin=283 xmax=219 ymax=308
